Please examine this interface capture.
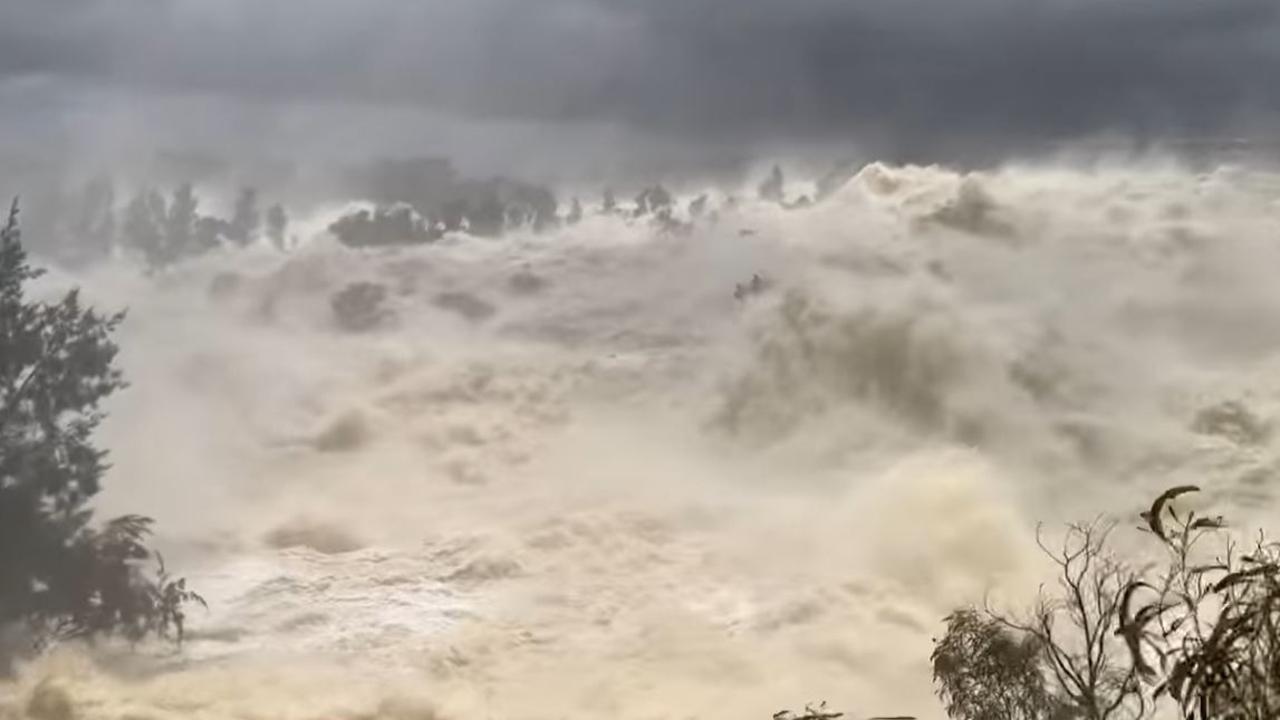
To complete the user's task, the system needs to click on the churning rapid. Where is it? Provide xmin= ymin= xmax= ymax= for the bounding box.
xmin=5 ymin=160 xmax=1280 ymax=719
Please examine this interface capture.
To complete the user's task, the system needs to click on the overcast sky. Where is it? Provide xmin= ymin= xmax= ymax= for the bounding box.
xmin=2 ymin=0 xmax=1279 ymax=190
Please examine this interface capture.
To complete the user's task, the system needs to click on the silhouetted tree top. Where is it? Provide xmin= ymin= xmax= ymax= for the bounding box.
xmin=759 ymin=165 xmax=785 ymax=203
xmin=266 ymin=203 xmax=289 ymax=250
xmin=329 ymin=204 xmax=434 ymax=248
xmin=566 ymin=197 xmax=583 ymax=225
xmin=634 ymin=185 xmax=673 ymax=217
xmin=229 ymin=187 xmax=261 ymax=247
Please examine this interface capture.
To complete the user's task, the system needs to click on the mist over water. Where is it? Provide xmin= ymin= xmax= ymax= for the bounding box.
xmin=5 ymin=160 xmax=1280 ymax=719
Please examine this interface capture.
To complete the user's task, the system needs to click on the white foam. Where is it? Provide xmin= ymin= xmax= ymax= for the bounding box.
xmin=7 ymin=162 xmax=1280 ymax=719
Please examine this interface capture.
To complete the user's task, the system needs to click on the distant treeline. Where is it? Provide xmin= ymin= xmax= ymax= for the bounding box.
xmin=328 ymin=157 xmax=846 ymax=248
xmin=24 ymin=156 xmax=854 ymax=268
xmin=30 ymin=178 xmax=290 ymax=269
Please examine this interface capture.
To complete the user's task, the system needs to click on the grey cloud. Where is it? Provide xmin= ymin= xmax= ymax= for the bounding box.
xmin=585 ymin=0 xmax=1280 ymax=155
xmin=1 ymin=0 xmax=1279 ymax=180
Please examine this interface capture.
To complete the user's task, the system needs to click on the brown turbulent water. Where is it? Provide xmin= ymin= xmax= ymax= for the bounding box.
xmin=5 ymin=161 xmax=1280 ymax=719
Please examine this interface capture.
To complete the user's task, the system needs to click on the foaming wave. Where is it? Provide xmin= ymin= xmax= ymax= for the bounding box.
xmin=7 ymin=161 xmax=1280 ymax=719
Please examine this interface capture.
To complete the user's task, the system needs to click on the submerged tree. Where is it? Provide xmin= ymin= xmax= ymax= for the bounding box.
xmin=164 ymin=182 xmax=201 ymax=261
xmin=122 ymin=189 xmax=167 ymax=268
xmin=329 ymin=204 xmax=434 ymax=248
xmin=689 ymin=193 xmax=709 ymax=218
xmin=565 ymin=197 xmax=583 ymax=225
xmin=0 ymin=200 xmax=201 ymax=658
xmin=759 ymin=164 xmax=786 ymax=203
xmin=124 ymin=182 xmax=208 ymax=268
xmin=634 ymin=184 xmax=673 ymax=218
xmin=330 ymin=281 xmax=390 ymax=332
xmin=265 ymin=203 xmax=289 ymax=250
xmin=195 ymin=215 xmax=232 ymax=253
xmin=229 ymin=187 xmax=261 ymax=247
xmin=59 ymin=178 xmax=117 ymax=267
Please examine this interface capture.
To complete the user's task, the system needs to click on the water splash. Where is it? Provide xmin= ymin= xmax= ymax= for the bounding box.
xmin=6 ymin=161 xmax=1280 ymax=719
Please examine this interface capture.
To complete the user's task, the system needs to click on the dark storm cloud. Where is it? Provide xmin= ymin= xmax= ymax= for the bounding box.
xmin=1 ymin=0 xmax=1279 ymax=173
